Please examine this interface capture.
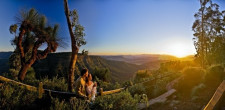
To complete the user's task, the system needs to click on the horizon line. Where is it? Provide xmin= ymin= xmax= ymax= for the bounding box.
xmin=0 ymin=50 xmax=194 ymax=57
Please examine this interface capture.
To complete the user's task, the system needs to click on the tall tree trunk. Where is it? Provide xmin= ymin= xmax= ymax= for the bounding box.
xmin=64 ymin=0 xmax=79 ymax=92
xmin=18 ymin=39 xmax=42 ymax=81
xmin=201 ymin=4 xmax=205 ymax=68
xmin=68 ymin=48 xmax=78 ymax=91
xmin=18 ymin=54 xmax=37 ymax=81
xmin=17 ymin=29 xmax=26 ymax=66
xmin=18 ymin=63 xmax=31 ymax=81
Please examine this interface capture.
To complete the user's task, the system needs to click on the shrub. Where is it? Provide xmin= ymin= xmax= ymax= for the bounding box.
xmin=50 ymin=97 xmax=89 ymax=110
xmin=25 ymin=67 xmax=36 ymax=80
xmin=0 ymin=82 xmax=38 ymax=109
xmin=182 ymin=67 xmax=205 ymax=87
xmin=96 ymin=77 xmax=121 ymax=91
xmin=134 ymin=70 xmax=151 ymax=83
xmin=128 ymin=84 xmax=146 ymax=96
xmin=191 ymin=83 xmax=206 ymax=97
xmin=92 ymin=67 xmax=111 ymax=82
xmin=176 ymin=67 xmax=205 ymax=95
xmin=8 ymin=69 xmax=19 ymax=79
xmin=152 ymin=78 xmax=168 ymax=97
xmin=205 ymin=64 xmax=225 ymax=85
xmin=92 ymin=91 xmax=139 ymax=110
xmin=41 ymin=76 xmax=68 ymax=91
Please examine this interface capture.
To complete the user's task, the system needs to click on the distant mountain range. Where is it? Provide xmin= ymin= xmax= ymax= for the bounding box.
xmin=0 ymin=52 xmax=193 ymax=82
xmin=101 ymin=54 xmax=178 ymax=65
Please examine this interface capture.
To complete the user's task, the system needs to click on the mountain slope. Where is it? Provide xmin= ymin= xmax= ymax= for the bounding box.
xmin=32 ymin=52 xmax=144 ymax=82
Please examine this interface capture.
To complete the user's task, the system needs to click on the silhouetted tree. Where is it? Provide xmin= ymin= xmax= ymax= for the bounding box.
xmin=64 ymin=0 xmax=86 ymax=92
xmin=81 ymin=49 xmax=88 ymax=56
xmin=192 ymin=0 xmax=224 ymax=67
xmin=9 ymin=8 xmax=60 ymax=81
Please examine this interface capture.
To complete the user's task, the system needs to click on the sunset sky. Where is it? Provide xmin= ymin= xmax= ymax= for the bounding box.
xmin=0 ymin=0 xmax=225 ymax=57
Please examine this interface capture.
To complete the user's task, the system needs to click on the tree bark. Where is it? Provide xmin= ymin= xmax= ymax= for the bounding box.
xmin=18 ymin=39 xmax=43 ymax=81
xmin=18 ymin=64 xmax=30 ymax=81
xmin=201 ymin=3 xmax=205 ymax=68
xmin=17 ymin=29 xmax=26 ymax=66
xmin=64 ymin=0 xmax=79 ymax=92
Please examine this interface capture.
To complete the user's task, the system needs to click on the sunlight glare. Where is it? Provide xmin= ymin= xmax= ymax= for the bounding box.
xmin=166 ymin=43 xmax=190 ymax=58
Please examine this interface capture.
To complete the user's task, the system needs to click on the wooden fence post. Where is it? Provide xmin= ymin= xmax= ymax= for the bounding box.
xmin=38 ymin=82 xmax=43 ymax=99
xmin=100 ymin=88 xmax=103 ymax=96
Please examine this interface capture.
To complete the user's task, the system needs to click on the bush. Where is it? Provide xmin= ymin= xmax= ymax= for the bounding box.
xmin=176 ymin=67 xmax=205 ymax=95
xmin=134 ymin=70 xmax=151 ymax=83
xmin=41 ymin=76 xmax=68 ymax=91
xmin=191 ymin=83 xmax=206 ymax=98
xmin=92 ymin=67 xmax=111 ymax=82
xmin=0 ymin=82 xmax=38 ymax=109
xmin=152 ymin=78 xmax=169 ymax=97
xmin=205 ymin=64 xmax=225 ymax=85
xmin=96 ymin=77 xmax=121 ymax=91
xmin=128 ymin=84 xmax=146 ymax=96
xmin=182 ymin=67 xmax=205 ymax=86
xmin=25 ymin=67 xmax=36 ymax=80
xmin=50 ymin=97 xmax=89 ymax=110
xmin=8 ymin=69 xmax=19 ymax=79
xmin=92 ymin=91 xmax=139 ymax=110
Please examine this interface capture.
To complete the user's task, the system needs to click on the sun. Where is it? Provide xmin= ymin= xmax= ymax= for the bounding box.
xmin=166 ymin=43 xmax=191 ymax=58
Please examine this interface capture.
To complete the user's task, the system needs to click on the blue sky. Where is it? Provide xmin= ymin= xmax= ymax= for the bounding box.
xmin=0 ymin=0 xmax=225 ymax=57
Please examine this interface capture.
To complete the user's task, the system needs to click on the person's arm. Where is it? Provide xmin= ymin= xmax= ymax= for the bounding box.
xmin=77 ymin=81 xmax=87 ymax=98
xmin=91 ymin=82 xmax=97 ymax=95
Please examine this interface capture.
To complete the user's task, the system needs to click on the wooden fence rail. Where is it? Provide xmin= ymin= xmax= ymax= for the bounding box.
xmin=204 ymin=80 xmax=225 ymax=110
xmin=0 ymin=75 xmax=124 ymax=98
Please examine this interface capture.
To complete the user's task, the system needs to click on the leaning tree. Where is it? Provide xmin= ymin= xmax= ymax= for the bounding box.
xmin=64 ymin=0 xmax=86 ymax=92
xmin=9 ymin=8 xmax=60 ymax=81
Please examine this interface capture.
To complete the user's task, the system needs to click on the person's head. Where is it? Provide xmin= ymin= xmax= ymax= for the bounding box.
xmin=81 ymin=68 xmax=88 ymax=78
xmin=87 ymin=74 xmax=92 ymax=82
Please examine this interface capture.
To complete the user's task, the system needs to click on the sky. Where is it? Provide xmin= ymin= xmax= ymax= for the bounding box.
xmin=0 ymin=0 xmax=225 ymax=57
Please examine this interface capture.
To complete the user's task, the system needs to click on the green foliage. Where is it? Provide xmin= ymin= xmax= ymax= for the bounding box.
xmin=159 ymin=61 xmax=196 ymax=73
xmin=93 ymin=67 xmax=111 ymax=82
xmin=176 ymin=67 xmax=206 ymax=95
xmin=96 ymin=77 xmax=121 ymax=91
xmin=92 ymin=91 xmax=139 ymax=110
xmin=134 ymin=70 xmax=151 ymax=83
xmin=128 ymin=83 xmax=146 ymax=96
xmin=25 ymin=67 xmax=36 ymax=80
xmin=41 ymin=76 xmax=68 ymax=91
xmin=81 ymin=49 xmax=88 ymax=56
xmin=152 ymin=78 xmax=169 ymax=97
xmin=9 ymin=24 xmax=18 ymax=34
xmin=182 ymin=67 xmax=205 ymax=85
xmin=0 ymin=82 xmax=38 ymax=109
xmin=69 ymin=10 xmax=86 ymax=47
xmin=191 ymin=83 xmax=206 ymax=98
xmin=8 ymin=69 xmax=19 ymax=79
xmin=50 ymin=97 xmax=89 ymax=110
xmin=8 ymin=52 xmax=21 ymax=77
xmin=204 ymin=64 xmax=225 ymax=85
xmin=192 ymin=0 xmax=225 ymax=66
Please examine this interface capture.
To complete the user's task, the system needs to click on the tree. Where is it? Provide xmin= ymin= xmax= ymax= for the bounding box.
xmin=81 ymin=49 xmax=88 ymax=56
xmin=10 ymin=8 xmax=60 ymax=81
xmin=64 ymin=0 xmax=86 ymax=92
xmin=192 ymin=0 xmax=224 ymax=67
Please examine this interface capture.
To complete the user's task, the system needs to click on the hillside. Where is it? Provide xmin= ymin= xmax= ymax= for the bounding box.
xmin=33 ymin=52 xmax=146 ymax=82
xmin=102 ymin=54 xmax=179 ymax=65
xmin=0 ymin=52 xmax=145 ymax=82
xmin=0 ymin=52 xmax=11 ymax=73
xmin=0 ymin=52 xmax=194 ymax=82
